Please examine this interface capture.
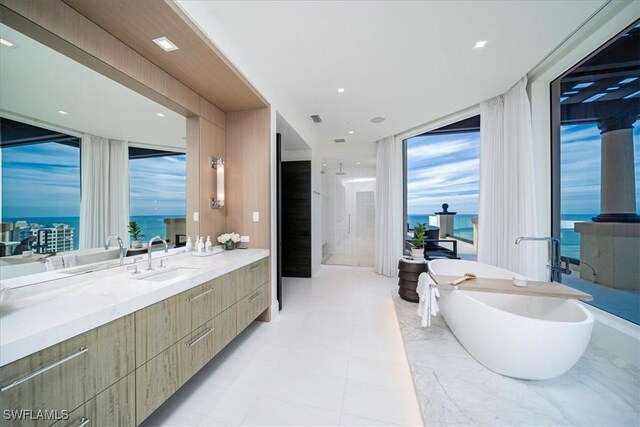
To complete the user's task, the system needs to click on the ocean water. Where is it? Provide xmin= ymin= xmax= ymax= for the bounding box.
xmin=407 ymin=213 xmax=592 ymax=259
xmin=3 ymin=215 xmax=184 ymax=250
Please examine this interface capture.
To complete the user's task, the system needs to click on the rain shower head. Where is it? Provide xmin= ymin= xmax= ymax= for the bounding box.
xmin=335 ymin=163 xmax=347 ymax=175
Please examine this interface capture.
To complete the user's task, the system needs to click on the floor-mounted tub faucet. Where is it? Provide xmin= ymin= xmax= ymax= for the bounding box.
xmin=104 ymin=234 xmax=126 ymax=266
xmin=147 ymin=236 xmax=168 ymax=271
xmin=515 ymin=236 xmax=571 ymax=282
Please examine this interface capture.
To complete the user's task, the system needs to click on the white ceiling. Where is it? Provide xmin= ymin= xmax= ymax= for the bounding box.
xmin=178 ymin=0 xmax=606 ymax=151
xmin=0 ymin=24 xmax=185 ymax=149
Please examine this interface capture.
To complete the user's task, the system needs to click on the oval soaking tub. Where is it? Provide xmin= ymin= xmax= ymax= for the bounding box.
xmin=427 ymin=259 xmax=593 ymax=380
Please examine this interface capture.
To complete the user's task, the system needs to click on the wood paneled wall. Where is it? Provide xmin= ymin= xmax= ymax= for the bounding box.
xmin=199 ymin=118 xmax=226 ymax=240
xmin=1 ymin=0 xmax=272 ymax=257
xmin=226 ymin=108 xmax=271 ymax=249
xmin=0 ymin=0 xmax=200 ymax=117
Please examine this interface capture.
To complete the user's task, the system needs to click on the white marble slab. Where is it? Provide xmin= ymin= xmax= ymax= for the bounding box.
xmin=392 ymin=294 xmax=640 ymax=426
xmin=0 ymin=249 xmax=269 ymax=366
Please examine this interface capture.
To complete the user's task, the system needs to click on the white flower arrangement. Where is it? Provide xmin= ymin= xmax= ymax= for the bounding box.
xmin=217 ymin=232 xmax=241 ymax=244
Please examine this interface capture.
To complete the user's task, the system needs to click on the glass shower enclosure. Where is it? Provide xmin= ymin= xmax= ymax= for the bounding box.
xmin=321 ymin=161 xmax=376 ymax=267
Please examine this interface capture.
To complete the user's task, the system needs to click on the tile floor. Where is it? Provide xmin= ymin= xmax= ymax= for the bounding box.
xmin=142 ymin=266 xmax=423 ymax=426
xmin=393 ymin=295 xmax=640 ymax=426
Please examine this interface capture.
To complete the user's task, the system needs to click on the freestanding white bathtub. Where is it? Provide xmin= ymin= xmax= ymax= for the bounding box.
xmin=427 ymin=259 xmax=594 ymax=380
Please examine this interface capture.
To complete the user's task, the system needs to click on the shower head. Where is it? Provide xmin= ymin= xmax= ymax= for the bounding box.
xmin=335 ymin=163 xmax=347 ymax=175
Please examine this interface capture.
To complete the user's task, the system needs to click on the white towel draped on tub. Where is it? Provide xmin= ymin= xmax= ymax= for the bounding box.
xmin=417 ymin=272 xmax=440 ymax=327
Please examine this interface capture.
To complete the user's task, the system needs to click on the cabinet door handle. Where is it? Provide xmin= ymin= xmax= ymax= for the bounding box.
xmin=187 ymin=327 xmax=215 ymax=347
xmin=188 ymin=288 xmax=213 ymax=302
xmin=249 ymin=290 xmax=263 ymax=302
xmin=249 ymin=265 xmax=260 ymax=272
xmin=1 ymin=347 xmax=88 ymax=392
xmin=77 ymin=417 xmax=90 ymax=427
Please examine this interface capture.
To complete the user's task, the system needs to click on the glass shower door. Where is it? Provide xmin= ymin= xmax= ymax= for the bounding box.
xmin=322 ymin=161 xmax=375 ymax=267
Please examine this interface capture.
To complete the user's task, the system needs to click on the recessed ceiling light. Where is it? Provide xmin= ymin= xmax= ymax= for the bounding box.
xmin=156 ymin=113 xmax=165 ymax=117
xmin=0 ymin=38 xmax=17 ymax=48
xmin=152 ymin=36 xmax=179 ymax=52
xmin=582 ymin=93 xmax=607 ymax=103
xmin=348 ymin=130 xmax=355 ymax=134
xmin=58 ymin=110 xmax=68 ymax=115
xmin=606 ymin=86 xmax=619 ymax=91
xmin=573 ymin=82 xmax=594 ymax=89
xmin=473 ymin=40 xmax=487 ymax=49
xmin=322 ymin=163 xmax=327 ymax=167
xmin=338 ymin=88 xmax=345 ymax=93
xmin=371 ymin=117 xmax=385 ymax=123
xmin=623 ymin=90 xmax=640 ymax=99
xmin=356 ymin=161 xmax=361 ymax=165
xmin=619 ymin=77 xmax=638 ymax=85
xmin=562 ymin=91 xmax=579 ymax=95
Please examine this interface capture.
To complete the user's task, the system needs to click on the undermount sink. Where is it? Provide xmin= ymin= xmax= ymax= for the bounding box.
xmin=136 ymin=267 xmax=199 ymax=282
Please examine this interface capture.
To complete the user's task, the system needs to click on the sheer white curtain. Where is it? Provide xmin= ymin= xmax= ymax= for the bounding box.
xmin=478 ymin=76 xmax=539 ymax=278
xmin=374 ymin=136 xmax=404 ymax=277
xmin=79 ymin=134 xmax=129 ymax=249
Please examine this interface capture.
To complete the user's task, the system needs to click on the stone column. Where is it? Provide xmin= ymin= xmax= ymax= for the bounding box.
xmin=593 ymin=110 xmax=640 ymax=223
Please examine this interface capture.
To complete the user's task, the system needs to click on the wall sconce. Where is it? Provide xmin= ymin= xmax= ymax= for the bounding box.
xmin=210 ymin=157 xmax=224 ymax=208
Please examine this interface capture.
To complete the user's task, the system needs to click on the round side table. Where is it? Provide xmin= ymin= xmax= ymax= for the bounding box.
xmin=397 ymin=257 xmax=428 ymax=303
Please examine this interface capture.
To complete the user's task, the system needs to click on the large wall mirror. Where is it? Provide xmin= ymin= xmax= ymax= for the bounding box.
xmin=0 ymin=23 xmax=194 ymax=282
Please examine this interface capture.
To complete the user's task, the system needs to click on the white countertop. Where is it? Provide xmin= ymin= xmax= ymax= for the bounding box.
xmin=0 ymin=248 xmax=269 ymax=366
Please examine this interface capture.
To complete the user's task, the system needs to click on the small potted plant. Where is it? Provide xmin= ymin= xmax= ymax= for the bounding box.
xmin=217 ymin=232 xmax=240 ymax=250
xmin=128 ymin=220 xmax=144 ymax=248
xmin=411 ymin=223 xmax=426 ymax=258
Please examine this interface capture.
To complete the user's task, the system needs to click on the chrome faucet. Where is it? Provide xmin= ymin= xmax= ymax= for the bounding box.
xmin=104 ymin=234 xmax=126 ymax=266
xmin=146 ymin=236 xmax=168 ymax=271
xmin=515 ymin=236 xmax=571 ymax=282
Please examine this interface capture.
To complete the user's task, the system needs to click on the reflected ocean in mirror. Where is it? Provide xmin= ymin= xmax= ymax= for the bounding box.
xmin=0 ymin=22 xmax=189 ymax=287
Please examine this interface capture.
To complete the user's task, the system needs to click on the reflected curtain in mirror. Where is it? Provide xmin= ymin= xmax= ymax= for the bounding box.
xmin=79 ymin=135 xmax=129 ymax=248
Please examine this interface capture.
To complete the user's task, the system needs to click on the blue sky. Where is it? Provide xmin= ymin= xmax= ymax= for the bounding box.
xmin=407 ymin=121 xmax=640 ymax=215
xmin=1 ymin=143 xmax=186 ymax=218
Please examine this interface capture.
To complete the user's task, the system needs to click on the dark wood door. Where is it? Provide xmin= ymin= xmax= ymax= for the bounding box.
xmin=281 ymin=160 xmax=312 ymax=277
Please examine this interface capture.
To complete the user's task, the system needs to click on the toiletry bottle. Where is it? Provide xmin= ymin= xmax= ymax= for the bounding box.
xmin=185 ymin=236 xmax=193 ymax=252
xmin=205 ymin=236 xmax=212 ymax=253
xmin=197 ymin=237 xmax=205 ymax=253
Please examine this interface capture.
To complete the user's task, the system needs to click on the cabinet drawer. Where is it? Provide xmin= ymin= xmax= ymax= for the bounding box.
xmin=183 ymin=320 xmax=216 ymax=381
xmin=213 ymin=273 xmax=236 ymax=316
xmin=0 ymin=315 xmax=134 ymax=427
xmin=236 ymin=257 xmax=269 ymax=300
xmin=135 ymin=336 xmax=188 ymax=424
xmin=214 ymin=305 xmax=237 ymax=354
xmin=135 ymin=292 xmax=190 ymax=367
xmin=186 ymin=282 xmax=216 ymax=331
xmin=51 ymin=373 xmax=135 ymax=427
xmin=236 ymin=283 xmax=269 ymax=334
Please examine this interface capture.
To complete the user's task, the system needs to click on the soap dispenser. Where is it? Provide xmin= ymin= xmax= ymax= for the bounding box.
xmin=205 ymin=236 xmax=212 ymax=253
xmin=185 ymin=236 xmax=193 ymax=252
xmin=197 ymin=237 xmax=205 ymax=253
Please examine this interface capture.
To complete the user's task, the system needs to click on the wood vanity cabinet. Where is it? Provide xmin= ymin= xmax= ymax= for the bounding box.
xmin=51 ymin=373 xmax=135 ymax=427
xmin=236 ymin=257 xmax=269 ymax=301
xmin=0 ymin=315 xmax=134 ymax=427
xmin=0 ymin=256 xmax=269 ymax=427
xmin=135 ymin=256 xmax=270 ymax=424
xmin=237 ymin=283 xmax=269 ymax=334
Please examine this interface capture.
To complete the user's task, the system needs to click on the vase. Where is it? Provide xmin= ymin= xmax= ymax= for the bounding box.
xmin=224 ymin=240 xmax=235 ymax=250
xmin=411 ymin=247 xmax=424 ymax=259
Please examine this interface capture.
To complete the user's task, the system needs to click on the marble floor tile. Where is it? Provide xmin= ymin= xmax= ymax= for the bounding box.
xmin=392 ymin=295 xmax=640 ymax=427
xmin=262 ymin=367 xmax=346 ymax=412
xmin=242 ymin=397 xmax=342 ymax=426
xmin=342 ymin=379 xmax=424 ymax=426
